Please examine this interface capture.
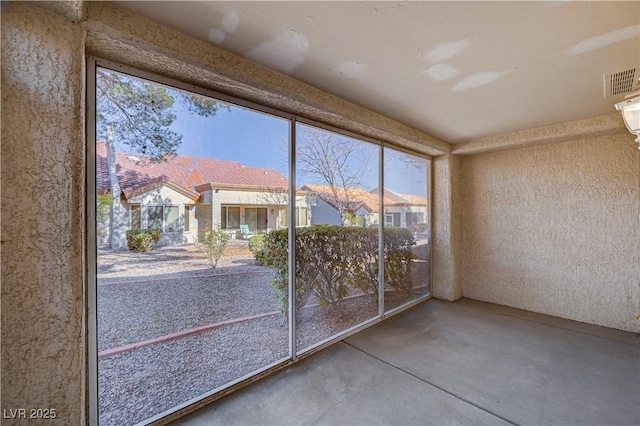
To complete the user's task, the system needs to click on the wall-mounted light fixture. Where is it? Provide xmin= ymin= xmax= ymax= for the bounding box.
xmin=615 ymin=79 xmax=640 ymax=150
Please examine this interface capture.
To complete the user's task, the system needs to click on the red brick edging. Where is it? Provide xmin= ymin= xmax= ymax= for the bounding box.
xmin=98 ymin=310 xmax=279 ymax=360
xmin=98 ymin=284 xmax=430 ymax=360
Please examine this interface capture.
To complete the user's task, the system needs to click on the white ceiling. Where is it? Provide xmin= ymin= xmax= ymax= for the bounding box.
xmin=113 ymin=1 xmax=639 ymax=144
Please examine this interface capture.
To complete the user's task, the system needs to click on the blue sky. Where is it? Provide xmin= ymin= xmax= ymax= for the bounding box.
xmin=169 ymin=101 xmax=427 ymax=197
xmin=172 ymin=104 xmax=290 ymax=175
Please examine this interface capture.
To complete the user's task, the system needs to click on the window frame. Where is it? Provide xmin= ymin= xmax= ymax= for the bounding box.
xmin=221 ymin=205 xmax=241 ymax=230
xmin=184 ymin=205 xmax=193 ymax=232
xmin=164 ymin=204 xmax=180 ymax=233
xmin=87 ymin=57 xmax=432 ymax=426
xmin=147 ymin=204 xmax=164 ymax=231
xmin=130 ymin=204 xmax=141 ymax=229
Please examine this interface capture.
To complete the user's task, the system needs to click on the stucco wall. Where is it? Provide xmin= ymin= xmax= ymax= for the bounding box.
xmin=432 ymin=155 xmax=463 ymax=301
xmin=1 ymin=3 xmax=85 ymax=424
xmin=461 ymin=133 xmax=640 ymax=333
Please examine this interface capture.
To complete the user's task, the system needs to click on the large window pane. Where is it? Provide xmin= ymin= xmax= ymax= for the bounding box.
xmin=383 ymin=148 xmax=431 ymax=312
xmin=147 ymin=206 xmax=163 ymax=230
xmin=130 ymin=204 xmax=141 ymax=229
xmin=95 ymin=67 xmax=290 ymax=425
xmin=165 ymin=205 xmax=180 ymax=232
xmin=295 ymin=123 xmax=380 ymax=353
xmin=227 ymin=206 xmax=240 ymax=229
xmin=93 ymin=63 xmax=432 ymax=426
xmin=245 ymin=207 xmax=257 ymax=231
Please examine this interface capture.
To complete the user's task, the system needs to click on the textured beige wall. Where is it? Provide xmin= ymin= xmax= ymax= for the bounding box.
xmin=1 ymin=3 xmax=86 ymax=425
xmin=432 ymin=155 xmax=463 ymax=301
xmin=461 ymin=133 xmax=640 ymax=332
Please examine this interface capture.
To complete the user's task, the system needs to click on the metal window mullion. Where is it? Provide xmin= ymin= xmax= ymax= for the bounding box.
xmin=288 ymin=118 xmax=297 ymax=361
xmin=378 ymin=146 xmax=385 ymax=317
xmin=428 ymin=159 xmax=433 ymax=296
xmin=86 ymin=57 xmax=99 ymax=426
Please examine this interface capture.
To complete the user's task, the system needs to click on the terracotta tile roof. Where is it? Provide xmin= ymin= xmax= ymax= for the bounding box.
xmin=302 ymin=184 xmax=386 ymax=213
xmin=96 ymin=142 xmax=289 ymax=198
xmin=303 ymin=184 xmax=428 ymax=213
xmin=369 ymin=187 xmax=427 ymax=206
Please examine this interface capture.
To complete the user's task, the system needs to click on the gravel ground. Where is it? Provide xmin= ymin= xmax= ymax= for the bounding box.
xmin=98 ymin=295 xmax=390 ymax=426
xmin=98 ymin=269 xmax=278 ymax=351
xmin=98 ymin=316 xmax=289 ymax=426
xmin=97 ymin=244 xmax=429 ymax=425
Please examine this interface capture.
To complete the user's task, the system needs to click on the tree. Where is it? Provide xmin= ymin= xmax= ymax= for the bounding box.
xmin=296 ymin=128 xmax=372 ymax=225
xmin=96 ymin=68 xmax=224 ymax=249
xmin=97 ymin=68 xmax=223 ymax=161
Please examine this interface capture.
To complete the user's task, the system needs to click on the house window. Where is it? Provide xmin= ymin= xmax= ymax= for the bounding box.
xmin=165 ymin=205 xmax=180 ymax=233
xmin=130 ymin=204 xmax=141 ymax=229
xmin=221 ymin=206 xmax=240 ymax=229
xmin=184 ymin=205 xmax=192 ymax=232
xmin=385 ymin=214 xmax=393 ymax=227
xmin=383 ymin=146 xmax=430 ymax=314
xmin=147 ymin=205 xmax=180 ymax=232
xmin=296 ymin=207 xmax=309 ymax=226
xmin=406 ymin=212 xmax=424 ymax=229
xmin=92 ymin=62 xmax=430 ymax=426
xmin=245 ymin=207 xmax=268 ymax=231
xmin=148 ymin=205 xmax=163 ymax=230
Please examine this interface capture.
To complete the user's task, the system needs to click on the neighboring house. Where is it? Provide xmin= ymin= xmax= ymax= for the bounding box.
xmin=302 ymin=184 xmax=428 ymax=231
xmin=370 ymin=187 xmax=429 ymax=231
xmin=96 ymin=142 xmax=309 ymax=248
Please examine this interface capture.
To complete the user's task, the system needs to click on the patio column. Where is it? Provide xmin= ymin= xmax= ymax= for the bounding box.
xmin=432 ymin=154 xmax=463 ymax=301
xmin=2 ymin=2 xmax=86 ymax=424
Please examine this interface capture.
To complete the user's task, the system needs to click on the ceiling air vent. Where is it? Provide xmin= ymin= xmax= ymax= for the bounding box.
xmin=604 ymin=68 xmax=637 ymax=97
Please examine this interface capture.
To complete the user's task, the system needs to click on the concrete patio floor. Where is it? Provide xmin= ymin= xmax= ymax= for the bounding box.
xmin=171 ymin=298 xmax=639 ymax=426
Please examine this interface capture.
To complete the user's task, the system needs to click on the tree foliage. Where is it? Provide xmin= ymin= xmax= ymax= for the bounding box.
xmin=297 ymin=128 xmax=372 ymax=225
xmin=96 ymin=68 xmax=224 ymax=162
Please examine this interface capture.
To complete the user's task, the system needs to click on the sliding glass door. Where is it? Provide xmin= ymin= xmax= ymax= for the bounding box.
xmin=93 ymin=66 xmax=290 ymax=425
xmin=294 ymin=123 xmax=381 ymax=353
xmin=90 ymin=60 xmax=431 ymax=425
xmin=383 ymin=148 xmax=431 ymax=312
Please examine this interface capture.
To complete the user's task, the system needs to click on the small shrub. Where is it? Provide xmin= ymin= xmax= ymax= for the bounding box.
xmin=126 ymin=228 xmax=161 ymax=252
xmin=248 ymin=233 xmax=270 ymax=265
xmin=383 ymin=228 xmax=417 ymax=296
xmin=263 ymin=229 xmax=312 ymax=315
xmin=194 ymin=222 xmax=230 ymax=269
xmin=262 ymin=225 xmax=416 ymax=318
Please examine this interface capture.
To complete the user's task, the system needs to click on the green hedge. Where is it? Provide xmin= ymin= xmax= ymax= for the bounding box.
xmin=126 ymin=228 xmax=161 ymax=252
xmin=254 ymin=225 xmax=416 ymax=315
